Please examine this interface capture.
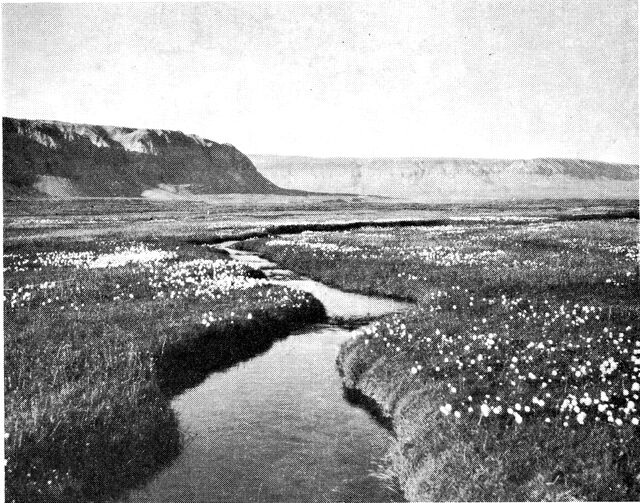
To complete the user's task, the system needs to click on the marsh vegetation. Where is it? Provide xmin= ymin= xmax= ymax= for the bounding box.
xmin=4 ymin=238 xmax=324 ymax=502
xmin=4 ymin=198 xmax=638 ymax=502
xmin=238 ymin=218 xmax=640 ymax=500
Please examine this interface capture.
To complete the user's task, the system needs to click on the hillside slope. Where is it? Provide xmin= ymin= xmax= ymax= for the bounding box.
xmin=3 ymin=117 xmax=292 ymax=198
xmin=251 ymin=155 xmax=639 ymax=200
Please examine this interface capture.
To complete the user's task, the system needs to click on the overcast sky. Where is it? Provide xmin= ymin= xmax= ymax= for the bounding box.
xmin=3 ymin=1 xmax=638 ymax=163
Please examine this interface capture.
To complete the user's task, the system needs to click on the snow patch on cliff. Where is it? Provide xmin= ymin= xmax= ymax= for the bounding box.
xmin=102 ymin=127 xmax=160 ymax=154
xmin=33 ymin=175 xmax=80 ymax=197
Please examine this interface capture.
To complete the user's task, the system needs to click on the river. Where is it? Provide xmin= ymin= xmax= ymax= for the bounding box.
xmin=124 ymin=243 xmax=411 ymax=502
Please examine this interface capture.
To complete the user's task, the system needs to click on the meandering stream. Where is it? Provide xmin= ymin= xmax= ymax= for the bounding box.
xmin=125 ymin=243 xmax=411 ymax=502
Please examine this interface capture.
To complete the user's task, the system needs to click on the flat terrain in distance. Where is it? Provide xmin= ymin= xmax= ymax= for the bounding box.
xmin=4 ymin=195 xmax=637 ymax=243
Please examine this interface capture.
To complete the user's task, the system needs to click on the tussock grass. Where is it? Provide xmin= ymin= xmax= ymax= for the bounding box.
xmin=240 ymin=219 xmax=640 ymax=500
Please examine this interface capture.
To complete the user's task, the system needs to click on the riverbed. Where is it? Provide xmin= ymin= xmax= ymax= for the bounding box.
xmin=124 ymin=244 xmax=411 ymax=502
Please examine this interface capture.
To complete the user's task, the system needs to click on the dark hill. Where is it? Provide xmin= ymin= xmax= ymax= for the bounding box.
xmin=3 ymin=117 xmax=295 ymax=198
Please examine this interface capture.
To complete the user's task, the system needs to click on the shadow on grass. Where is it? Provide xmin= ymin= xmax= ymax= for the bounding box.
xmin=7 ymin=387 xmax=183 ymax=503
xmin=185 ymin=219 xmax=453 ymax=246
xmin=185 ymin=210 xmax=639 ymax=247
xmin=341 ymin=385 xmax=395 ymax=435
xmin=156 ymin=299 xmax=327 ymax=397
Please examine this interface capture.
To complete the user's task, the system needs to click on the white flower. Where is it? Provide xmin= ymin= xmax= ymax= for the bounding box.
xmin=439 ymin=404 xmax=452 ymax=416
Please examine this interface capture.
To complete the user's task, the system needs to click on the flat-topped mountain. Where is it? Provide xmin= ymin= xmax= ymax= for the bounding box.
xmin=251 ymin=155 xmax=639 ymax=200
xmin=3 ymin=117 xmax=292 ymax=198
xmin=5 ymin=117 xmax=637 ymax=201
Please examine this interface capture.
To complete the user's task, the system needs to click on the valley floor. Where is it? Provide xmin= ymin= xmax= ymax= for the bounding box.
xmin=3 ymin=197 xmax=639 ymax=502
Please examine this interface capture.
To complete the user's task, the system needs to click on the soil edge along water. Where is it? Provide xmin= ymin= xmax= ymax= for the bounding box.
xmin=124 ymin=243 xmax=412 ymax=502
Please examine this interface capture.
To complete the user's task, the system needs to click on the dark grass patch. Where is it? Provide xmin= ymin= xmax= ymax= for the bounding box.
xmin=8 ymin=384 xmax=182 ymax=503
xmin=156 ymin=297 xmax=326 ymax=396
xmin=341 ymin=385 xmax=395 ymax=434
xmin=187 ymin=210 xmax=638 ymax=247
xmin=187 ymin=219 xmax=481 ymax=246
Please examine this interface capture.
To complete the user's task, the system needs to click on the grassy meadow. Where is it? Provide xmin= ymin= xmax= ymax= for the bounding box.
xmin=3 ymin=197 xmax=638 ymax=502
xmin=237 ymin=218 xmax=640 ymax=500
xmin=4 ymin=196 xmax=636 ymax=244
xmin=4 ymin=236 xmax=325 ymax=502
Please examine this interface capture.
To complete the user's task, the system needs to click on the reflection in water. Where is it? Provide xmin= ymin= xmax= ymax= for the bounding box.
xmin=127 ymin=328 xmax=404 ymax=502
xmin=125 ymin=244 xmax=411 ymax=502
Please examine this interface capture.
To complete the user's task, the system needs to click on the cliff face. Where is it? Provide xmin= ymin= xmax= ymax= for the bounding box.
xmin=5 ymin=117 xmax=637 ymax=201
xmin=251 ymin=155 xmax=639 ymax=200
xmin=3 ymin=117 xmax=288 ymax=197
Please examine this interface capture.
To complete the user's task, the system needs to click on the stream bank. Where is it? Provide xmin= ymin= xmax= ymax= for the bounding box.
xmin=124 ymin=243 xmax=413 ymax=502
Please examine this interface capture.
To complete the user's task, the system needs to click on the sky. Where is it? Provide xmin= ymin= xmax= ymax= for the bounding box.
xmin=2 ymin=1 xmax=638 ymax=163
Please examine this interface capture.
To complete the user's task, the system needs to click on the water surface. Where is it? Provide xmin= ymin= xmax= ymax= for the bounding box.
xmin=223 ymin=243 xmax=411 ymax=319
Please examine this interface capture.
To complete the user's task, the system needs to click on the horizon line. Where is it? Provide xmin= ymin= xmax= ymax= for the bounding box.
xmin=5 ymin=115 xmax=638 ymax=167
xmin=248 ymin=153 xmax=640 ymax=166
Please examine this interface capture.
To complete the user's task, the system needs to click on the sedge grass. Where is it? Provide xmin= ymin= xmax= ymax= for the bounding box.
xmin=238 ymin=218 xmax=640 ymax=500
xmin=4 ymin=238 xmax=325 ymax=502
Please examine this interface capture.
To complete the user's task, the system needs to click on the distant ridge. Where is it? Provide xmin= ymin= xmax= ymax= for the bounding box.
xmin=4 ymin=117 xmax=637 ymax=201
xmin=3 ymin=117 xmax=298 ymax=198
xmin=251 ymin=154 xmax=639 ymax=200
